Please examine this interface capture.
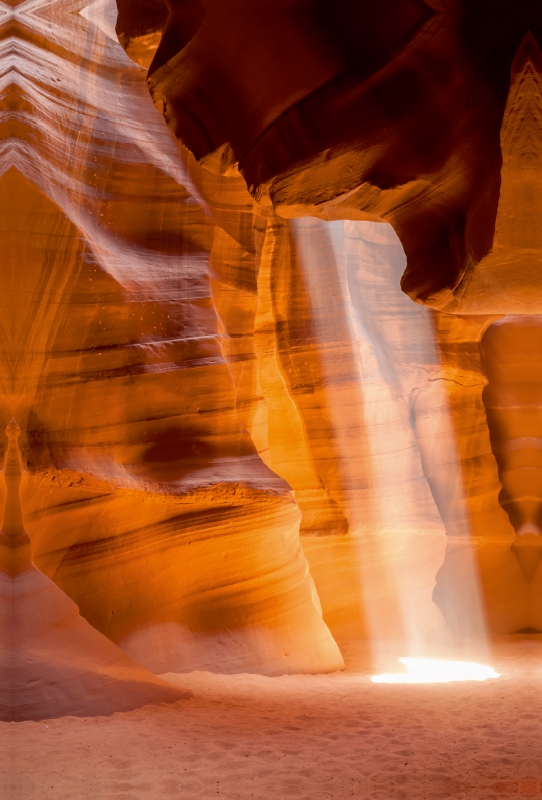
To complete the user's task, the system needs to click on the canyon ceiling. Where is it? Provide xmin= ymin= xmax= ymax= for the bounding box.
xmin=1 ymin=0 xmax=542 ymax=718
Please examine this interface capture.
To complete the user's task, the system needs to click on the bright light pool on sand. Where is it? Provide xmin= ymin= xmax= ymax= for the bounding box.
xmin=371 ymin=658 xmax=500 ymax=684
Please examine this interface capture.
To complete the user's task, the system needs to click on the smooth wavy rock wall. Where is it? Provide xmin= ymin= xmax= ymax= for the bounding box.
xmin=113 ymin=0 xmax=542 ymax=637
xmin=0 ymin=0 xmax=344 ymax=676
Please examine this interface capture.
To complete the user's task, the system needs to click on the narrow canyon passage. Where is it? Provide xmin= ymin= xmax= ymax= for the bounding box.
xmin=0 ymin=0 xmax=343 ymax=679
xmin=4 ymin=0 xmax=542 ymax=797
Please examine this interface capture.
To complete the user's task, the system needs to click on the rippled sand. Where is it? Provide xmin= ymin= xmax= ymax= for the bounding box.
xmin=2 ymin=639 xmax=541 ymax=799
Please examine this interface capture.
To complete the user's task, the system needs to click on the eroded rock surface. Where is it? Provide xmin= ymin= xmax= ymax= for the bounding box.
xmin=113 ymin=1 xmax=542 ymax=638
xmin=0 ymin=421 xmax=188 ymax=721
xmin=0 ymin=0 xmax=343 ymax=677
xmin=3 ymin=0 xmax=542 ymax=693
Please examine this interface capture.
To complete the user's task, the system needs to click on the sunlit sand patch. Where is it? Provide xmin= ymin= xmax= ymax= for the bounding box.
xmin=371 ymin=657 xmax=500 ymax=683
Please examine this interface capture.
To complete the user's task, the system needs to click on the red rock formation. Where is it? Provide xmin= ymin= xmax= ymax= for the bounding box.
xmin=0 ymin=421 xmax=188 ymax=721
xmin=480 ymin=320 xmax=542 ymax=539
xmin=0 ymin=0 xmax=344 ymax=679
xmin=139 ymin=0 xmax=506 ymax=307
xmin=438 ymin=33 xmax=542 ymax=315
xmin=137 ymin=3 xmax=542 ymax=311
xmin=116 ymin=0 xmax=168 ymax=68
xmin=116 ymin=1 xmax=542 ymax=639
xmin=3 ymin=0 xmax=542 ymax=687
xmin=479 ymin=319 xmax=542 ymax=597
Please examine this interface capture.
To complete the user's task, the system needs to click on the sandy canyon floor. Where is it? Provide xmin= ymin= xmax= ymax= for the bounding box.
xmin=2 ymin=639 xmax=541 ymax=800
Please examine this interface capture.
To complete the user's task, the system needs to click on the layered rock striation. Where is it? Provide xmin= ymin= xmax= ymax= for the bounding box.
xmin=0 ymin=0 xmax=343 ymax=678
xmin=113 ymin=1 xmax=542 ymax=637
xmin=0 ymin=420 xmax=188 ymax=721
xmin=2 ymin=0 xmax=542 ymax=686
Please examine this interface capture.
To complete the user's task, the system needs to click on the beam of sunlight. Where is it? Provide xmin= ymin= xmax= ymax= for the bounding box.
xmin=291 ymin=218 xmax=489 ymax=654
xmin=371 ymin=658 xmax=500 ymax=684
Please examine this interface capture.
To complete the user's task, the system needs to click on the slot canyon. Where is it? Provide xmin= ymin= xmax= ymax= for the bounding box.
xmin=3 ymin=0 xmax=542 ymax=797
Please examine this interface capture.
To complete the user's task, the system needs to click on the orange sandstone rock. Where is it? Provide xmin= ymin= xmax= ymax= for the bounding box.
xmin=9 ymin=0 xmax=542 ymax=661
xmin=0 ymin=0 xmax=344 ymax=678
xmin=438 ymin=34 xmax=542 ymax=315
xmin=0 ymin=421 xmax=188 ymax=722
xmin=131 ymin=4 xmax=542 ymax=639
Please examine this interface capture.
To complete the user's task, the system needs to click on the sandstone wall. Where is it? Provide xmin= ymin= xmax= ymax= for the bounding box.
xmin=0 ymin=0 xmax=343 ymax=676
xmin=6 ymin=0 xmax=542 ymax=680
xmin=112 ymin=0 xmax=542 ymax=640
